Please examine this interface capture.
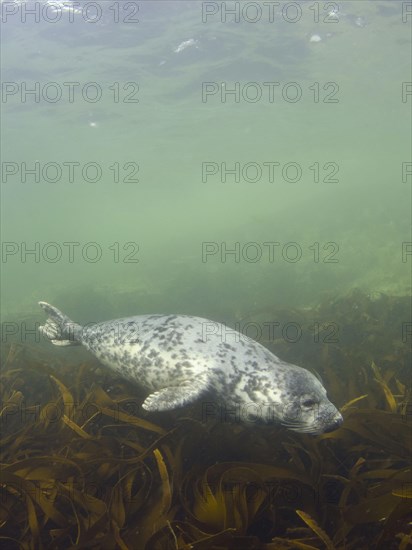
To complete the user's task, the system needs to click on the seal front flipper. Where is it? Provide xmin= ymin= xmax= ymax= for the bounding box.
xmin=38 ymin=301 xmax=83 ymax=346
xmin=142 ymin=375 xmax=209 ymax=412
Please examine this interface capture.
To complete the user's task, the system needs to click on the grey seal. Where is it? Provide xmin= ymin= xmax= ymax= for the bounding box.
xmin=38 ymin=301 xmax=343 ymax=434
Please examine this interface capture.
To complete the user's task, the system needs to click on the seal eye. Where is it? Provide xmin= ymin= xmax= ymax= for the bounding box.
xmin=302 ymin=399 xmax=317 ymax=407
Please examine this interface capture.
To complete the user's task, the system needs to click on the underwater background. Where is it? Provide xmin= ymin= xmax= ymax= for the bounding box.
xmin=1 ymin=0 xmax=411 ymax=548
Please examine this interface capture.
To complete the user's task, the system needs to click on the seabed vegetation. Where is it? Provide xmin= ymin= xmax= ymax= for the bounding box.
xmin=0 ymin=290 xmax=411 ymax=549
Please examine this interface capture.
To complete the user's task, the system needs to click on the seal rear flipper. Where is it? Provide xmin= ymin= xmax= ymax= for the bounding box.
xmin=142 ymin=376 xmax=209 ymax=412
xmin=38 ymin=301 xmax=83 ymax=346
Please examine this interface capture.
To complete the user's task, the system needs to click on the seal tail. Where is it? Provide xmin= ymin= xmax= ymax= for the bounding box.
xmin=39 ymin=301 xmax=82 ymax=346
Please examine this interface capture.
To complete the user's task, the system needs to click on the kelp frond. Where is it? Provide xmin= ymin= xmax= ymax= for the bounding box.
xmin=1 ymin=290 xmax=411 ymax=548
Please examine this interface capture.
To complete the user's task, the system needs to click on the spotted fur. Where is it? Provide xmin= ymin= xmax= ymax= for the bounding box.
xmin=38 ymin=301 xmax=343 ymax=434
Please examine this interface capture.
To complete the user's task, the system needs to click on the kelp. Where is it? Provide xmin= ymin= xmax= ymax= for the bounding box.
xmin=0 ymin=290 xmax=411 ymax=549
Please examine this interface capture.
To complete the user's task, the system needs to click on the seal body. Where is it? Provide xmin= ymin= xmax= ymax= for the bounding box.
xmin=38 ymin=302 xmax=343 ymax=434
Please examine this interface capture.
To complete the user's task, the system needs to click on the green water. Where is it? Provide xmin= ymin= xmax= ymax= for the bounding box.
xmin=1 ymin=0 xmax=411 ymax=325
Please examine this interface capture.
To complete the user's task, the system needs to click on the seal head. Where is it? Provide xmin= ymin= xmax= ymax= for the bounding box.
xmin=266 ymin=365 xmax=343 ymax=434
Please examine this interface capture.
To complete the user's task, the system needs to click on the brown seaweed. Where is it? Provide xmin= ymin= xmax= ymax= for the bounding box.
xmin=0 ymin=290 xmax=411 ymax=549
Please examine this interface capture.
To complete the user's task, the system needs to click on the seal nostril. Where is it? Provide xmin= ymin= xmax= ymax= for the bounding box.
xmin=324 ymin=417 xmax=343 ymax=433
